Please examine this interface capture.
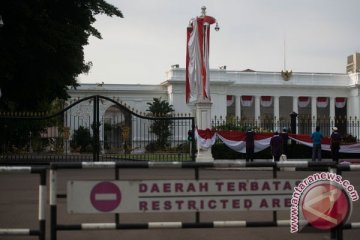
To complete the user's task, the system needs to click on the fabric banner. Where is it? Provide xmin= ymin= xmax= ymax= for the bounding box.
xmin=260 ymin=96 xmax=272 ymax=107
xmin=186 ymin=20 xmax=200 ymax=103
xmin=217 ymin=132 xmax=271 ymax=153
xmin=227 ymin=95 xmax=234 ymax=107
xmin=241 ymin=95 xmax=253 ymax=107
xmin=317 ymin=97 xmax=329 ymax=108
xmin=185 ymin=15 xmax=216 ymax=103
xmin=195 ymin=129 xmax=360 ymax=154
xmin=335 ymin=97 xmax=347 ymax=108
xmin=195 ymin=128 xmax=216 ymax=150
xmin=298 ymin=96 xmax=310 ymax=108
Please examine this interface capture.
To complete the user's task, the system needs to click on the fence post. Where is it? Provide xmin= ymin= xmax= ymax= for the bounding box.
xmin=92 ymin=96 xmax=100 ymax=161
xmin=289 ymin=112 xmax=298 ymax=150
xmin=191 ymin=118 xmax=196 ymax=162
xmin=289 ymin=112 xmax=298 ymax=134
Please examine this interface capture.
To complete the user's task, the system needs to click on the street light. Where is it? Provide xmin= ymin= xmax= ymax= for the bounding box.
xmin=214 ymin=22 xmax=220 ymax=31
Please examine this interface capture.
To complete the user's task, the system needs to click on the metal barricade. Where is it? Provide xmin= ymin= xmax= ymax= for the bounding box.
xmin=49 ymin=161 xmax=360 ymax=240
xmin=0 ymin=166 xmax=47 ymax=240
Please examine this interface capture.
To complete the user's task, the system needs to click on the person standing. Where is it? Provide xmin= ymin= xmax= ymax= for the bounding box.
xmin=311 ymin=126 xmax=323 ymax=162
xmin=280 ymin=128 xmax=289 ymax=157
xmin=270 ymin=131 xmax=283 ymax=162
xmin=245 ymin=128 xmax=255 ymax=162
xmin=330 ymin=127 xmax=341 ymax=163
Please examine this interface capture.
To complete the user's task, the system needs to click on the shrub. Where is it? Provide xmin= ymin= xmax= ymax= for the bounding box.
xmin=70 ymin=126 xmax=92 ymax=152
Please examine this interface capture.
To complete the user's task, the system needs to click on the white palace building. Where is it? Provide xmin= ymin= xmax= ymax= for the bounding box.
xmin=68 ymin=53 xmax=360 ymax=135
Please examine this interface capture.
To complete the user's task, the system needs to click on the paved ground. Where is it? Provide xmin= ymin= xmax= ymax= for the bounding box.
xmin=1 ymin=161 xmax=360 ymax=240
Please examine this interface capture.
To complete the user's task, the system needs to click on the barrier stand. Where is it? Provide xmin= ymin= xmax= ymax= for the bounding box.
xmin=0 ymin=166 xmax=47 ymax=240
xmin=115 ymin=167 xmax=120 ymax=226
xmin=195 ymin=167 xmax=200 ymax=223
xmin=50 ymin=168 xmax=58 ymax=240
xmin=329 ymin=167 xmax=341 ymax=240
xmin=49 ymin=161 xmax=360 ymax=240
xmin=272 ymin=163 xmax=278 ymax=225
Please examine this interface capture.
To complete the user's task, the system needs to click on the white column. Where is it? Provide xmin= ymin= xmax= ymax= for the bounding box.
xmin=348 ymin=96 xmax=357 ymax=136
xmin=311 ymin=96 xmax=317 ymax=131
xmin=351 ymin=95 xmax=360 ymax=119
xmin=235 ymin=95 xmax=241 ymax=119
xmin=255 ymin=96 xmax=261 ymax=121
xmin=329 ymin=97 xmax=335 ymax=133
xmin=329 ymin=97 xmax=335 ymax=121
xmin=195 ymin=100 xmax=213 ymax=162
xmin=348 ymin=96 xmax=357 ymax=119
xmin=274 ymin=96 xmax=280 ymax=121
xmin=195 ymin=101 xmax=212 ymax=130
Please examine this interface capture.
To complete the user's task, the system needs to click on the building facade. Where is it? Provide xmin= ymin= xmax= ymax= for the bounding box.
xmin=68 ymin=55 xmax=360 ymax=138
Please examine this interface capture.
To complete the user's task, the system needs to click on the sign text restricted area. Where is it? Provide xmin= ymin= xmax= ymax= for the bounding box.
xmin=67 ymin=179 xmax=299 ymax=213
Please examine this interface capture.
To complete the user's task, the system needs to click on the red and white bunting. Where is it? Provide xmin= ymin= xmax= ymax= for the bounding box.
xmin=317 ymin=97 xmax=328 ymax=108
xmin=298 ymin=96 xmax=310 ymax=108
xmin=195 ymin=129 xmax=360 ymax=154
xmin=241 ymin=96 xmax=253 ymax=107
xmin=227 ymin=95 xmax=234 ymax=107
xmin=335 ymin=97 xmax=347 ymax=108
xmin=260 ymin=96 xmax=272 ymax=107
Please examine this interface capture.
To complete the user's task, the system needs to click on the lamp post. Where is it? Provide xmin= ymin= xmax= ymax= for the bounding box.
xmin=186 ymin=7 xmax=220 ymax=162
xmin=289 ymin=111 xmax=298 ymax=150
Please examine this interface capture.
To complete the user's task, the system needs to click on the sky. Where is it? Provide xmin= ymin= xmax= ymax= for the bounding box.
xmin=78 ymin=0 xmax=360 ymax=85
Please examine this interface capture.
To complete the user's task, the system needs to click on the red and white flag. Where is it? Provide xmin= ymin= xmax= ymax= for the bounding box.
xmin=186 ymin=20 xmax=201 ymax=103
xmin=186 ymin=14 xmax=217 ymax=103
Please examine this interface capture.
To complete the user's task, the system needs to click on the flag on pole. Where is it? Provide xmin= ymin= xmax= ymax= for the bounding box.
xmin=186 ymin=9 xmax=217 ymax=103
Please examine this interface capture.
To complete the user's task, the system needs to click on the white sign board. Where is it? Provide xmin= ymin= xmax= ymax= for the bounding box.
xmin=67 ymin=179 xmax=299 ymax=213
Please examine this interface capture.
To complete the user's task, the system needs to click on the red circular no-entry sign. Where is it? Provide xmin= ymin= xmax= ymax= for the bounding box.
xmin=90 ymin=182 xmax=122 ymax=212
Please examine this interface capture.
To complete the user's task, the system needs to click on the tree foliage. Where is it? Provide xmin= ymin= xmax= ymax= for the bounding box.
xmin=0 ymin=0 xmax=123 ymax=112
xmin=146 ymin=98 xmax=174 ymax=150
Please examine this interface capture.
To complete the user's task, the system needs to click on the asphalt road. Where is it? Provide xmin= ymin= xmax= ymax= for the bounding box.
xmin=1 ymin=165 xmax=360 ymax=240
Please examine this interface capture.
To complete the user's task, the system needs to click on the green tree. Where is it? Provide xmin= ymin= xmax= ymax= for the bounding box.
xmin=0 ymin=0 xmax=123 ymax=112
xmin=146 ymin=98 xmax=174 ymax=150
